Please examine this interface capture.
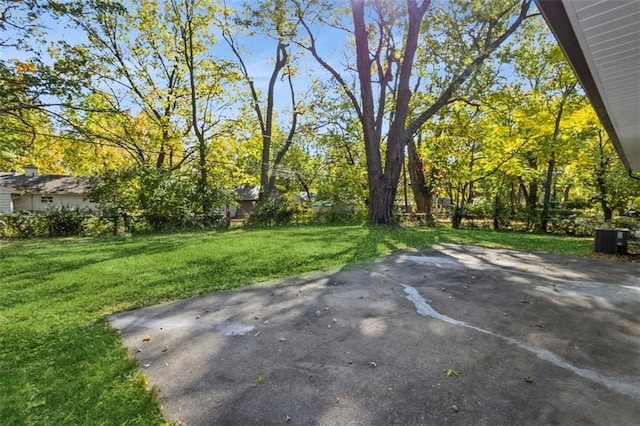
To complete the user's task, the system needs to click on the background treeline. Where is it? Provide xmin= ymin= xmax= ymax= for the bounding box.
xmin=1 ymin=0 xmax=639 ymax=235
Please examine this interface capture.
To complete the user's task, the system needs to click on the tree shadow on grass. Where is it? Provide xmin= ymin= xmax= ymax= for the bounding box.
xmin=0 ymin=319 xmax=163 ymax=425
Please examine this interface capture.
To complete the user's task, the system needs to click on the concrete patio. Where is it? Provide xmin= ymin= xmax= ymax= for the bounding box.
xmin=110 ymin=244 xmax=640 ymax=425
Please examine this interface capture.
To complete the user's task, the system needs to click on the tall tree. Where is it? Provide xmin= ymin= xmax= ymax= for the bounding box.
xmin=0 ymin=0 xmax=102 ymax=167
xmin=171 ymin=0 xmax=236 ymax=213
xmin=511 ymin=18 xmax=580 ymax=232
xmin=571 ymin=104 xmax=640 ymax=221
xmin=299 ymin=0 xmax=534 ymax=224
xmin=220 ymin=0 xmax=302 ymax=202
xmin=61 ymin=0 xmax=194 ymax=169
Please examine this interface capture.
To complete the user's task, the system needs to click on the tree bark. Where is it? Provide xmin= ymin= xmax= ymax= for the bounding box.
xmin=351 ymin=0 xmax=430 ymax=225
xmin=540 ymin=154 xmax=555 ymax=232
xmin=562 ymin=184 xmax=571 ymax=208
xmin=493 ymin=194 xmax=501 ymax=230
xmin=540 ymin=79 xmax=575 ymax=231
xmin=407 ymin=138 xmax=427 ymax=212
xmin=260 ymin=42 xmax=288 ymax=201
xmin=593 ymin=130 xmax=614 ymax=222
xmin=179 ymin=1 xmax=209 ymax=213
xmin=518 ymin=180 xmax=537 ymax=208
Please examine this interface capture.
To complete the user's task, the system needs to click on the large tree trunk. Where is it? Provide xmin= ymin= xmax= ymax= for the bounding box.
xmin=407 ymin=135 xmax=436 ymax=225
xmin=198 ymin=142 xmax=209 ymax=213
xmin=596 ymin=159 xmax=613 ymax=222
xmin=594 ymin=130 xmax=613 ymax=222
xmin=519 ymin=179 xmax=538 ymax=209
xmin=407 ymin=138 xmax=427 ymax=212
xmin=493 ymin=194 xmax=501 ymax=230
xmin=368 ymin=174 xmax=398 ymax=224
xmin=540 ymin=154 xmax=555 ymax=232
xmin=259 ymin=44 xmax=288 ymax=202
xmin=452 ymin=206 xmax=464 ymax=229
xmin=180 ymin=4 xmax=210 ymax=214
xmin=562 ymin=184 xmax=571 ymax=208
xmin=333 ymin=0 xmax=530 ymax=225
xmin=540 ymin=81 xmax=574 ymax=231
xmin=368 ymin=131 xmax=407 ymax=224
xmin=352 ymin=0 xmax=429 ymax=226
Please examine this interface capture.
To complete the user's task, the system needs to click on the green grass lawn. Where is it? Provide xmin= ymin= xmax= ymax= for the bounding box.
xmin=0 ymin=224 xmax=592 ymax=424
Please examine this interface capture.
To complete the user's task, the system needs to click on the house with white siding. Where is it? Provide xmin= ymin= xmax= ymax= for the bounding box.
xmin=0 ymin=185 xmax=14 ymax=213
xmin=0 ymin=165 xmax=98 ymax=214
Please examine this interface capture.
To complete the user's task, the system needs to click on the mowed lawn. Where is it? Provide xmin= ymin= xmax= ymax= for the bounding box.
xmin=0 ymin=224 xmax=592 ymax=424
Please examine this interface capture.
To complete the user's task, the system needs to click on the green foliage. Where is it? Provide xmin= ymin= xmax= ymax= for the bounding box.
xmin=611 ymin=217 xmax=640 ymax=233
xmin=313 ymin=202 xmax=364 ymax=223
xmin=464 ymin=203 xmax=492 ymax=219
xmin=90 ymin=164 xmax=208 ymax=230
xmin=547 ymin=213 xmax=596 ymax=237
xmin=444 ymin=368 xmax=459 ymax=377
xmin=0 ymin=209 xmax=110 ymax=238
xmin=0 ymin=0 xmax=638 ymax=238
xmin=0 ymin=212 xmax=48 ymax=238
xmin=44 ymin=207 xmax=86 ymax=236
xmin=248 ymin=195 xmax=298 ymax=226
xmin=81 ymin=215 xmax=113 ymax=237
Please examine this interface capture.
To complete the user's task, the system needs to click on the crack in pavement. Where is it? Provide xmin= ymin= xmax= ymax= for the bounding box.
xmin=401 ymin=283 xmax=640 ymax=399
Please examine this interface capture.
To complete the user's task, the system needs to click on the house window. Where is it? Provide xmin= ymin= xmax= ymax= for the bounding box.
xmin=41 ymin=196 xmax=53 ymax=204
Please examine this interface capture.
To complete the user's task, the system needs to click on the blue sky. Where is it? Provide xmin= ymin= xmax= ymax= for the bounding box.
xmin=1 ymin=0 xmax=551 ymax=127
xmin=0 ymin=0 xmax=352 ymax=115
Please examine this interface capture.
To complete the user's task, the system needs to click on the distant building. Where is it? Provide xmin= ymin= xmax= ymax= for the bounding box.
xmin=0 ymin=165 xmax=98 ymax=214
xmin=230 ymin=184 xmax=261 ymax=218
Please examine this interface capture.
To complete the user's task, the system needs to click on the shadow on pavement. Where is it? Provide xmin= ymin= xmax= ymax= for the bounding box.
xmin=110 ymin=244 xmax=640 ymax=425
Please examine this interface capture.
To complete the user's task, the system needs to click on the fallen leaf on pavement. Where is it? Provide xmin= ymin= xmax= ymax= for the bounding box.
xmin=444 ymin=368 xmax=459 ymax=377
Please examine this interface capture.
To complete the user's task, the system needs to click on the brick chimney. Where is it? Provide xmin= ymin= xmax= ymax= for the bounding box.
xmin=24 ymin=165 xmax=38 ymax=177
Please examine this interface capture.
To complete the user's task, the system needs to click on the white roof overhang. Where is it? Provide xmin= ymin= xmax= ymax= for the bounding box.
xmin=536 ymin=0 xmax=640 ymax=172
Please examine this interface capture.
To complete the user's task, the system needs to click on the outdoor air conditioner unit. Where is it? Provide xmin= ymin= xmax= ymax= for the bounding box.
xmin=594 ymin=228 xmax=629 ymax=255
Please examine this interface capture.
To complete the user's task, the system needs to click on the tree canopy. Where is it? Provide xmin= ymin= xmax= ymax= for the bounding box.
xmin=1 ymin=0 xmax=638 ymax=228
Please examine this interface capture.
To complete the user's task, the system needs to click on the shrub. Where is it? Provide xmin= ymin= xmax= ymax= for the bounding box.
xmin=248 ymin=196 xmax=298 ymax=226
xmin=313 ymin=201 xmax=359 ymax=223
xmin=81 ymin=216 xmax=113 ymax=237
xmin=509 ymin=208 xmax=540 ymax=232
xmin=573 ymin=218 xmax=597 ymax=237
xmin=89 ymin=164 xmax=206 ymax=230
xmin=0 ymin=212 xmax=49 ymax=238
xmin=611 ymin=217 xmax=640 ymax=233
xmin=465 ymin=203 xmax=492 ymax=219
xmin=45 ymin=207 xmax=86 ymax=236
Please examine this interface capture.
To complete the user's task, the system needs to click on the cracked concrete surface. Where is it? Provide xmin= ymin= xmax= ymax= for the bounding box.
xmin=109 ymin=244 xmax=640 ymax=425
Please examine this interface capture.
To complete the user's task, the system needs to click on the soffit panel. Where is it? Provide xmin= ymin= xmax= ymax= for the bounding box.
xmin=562 ymin=0 xmax=640 ymax=171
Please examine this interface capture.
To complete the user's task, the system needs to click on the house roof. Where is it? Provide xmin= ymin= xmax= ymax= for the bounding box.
xmin=0 ymin=173 xmax=92 ymax=195
xmin=536 ymin=0 xmax=640 ymax=172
